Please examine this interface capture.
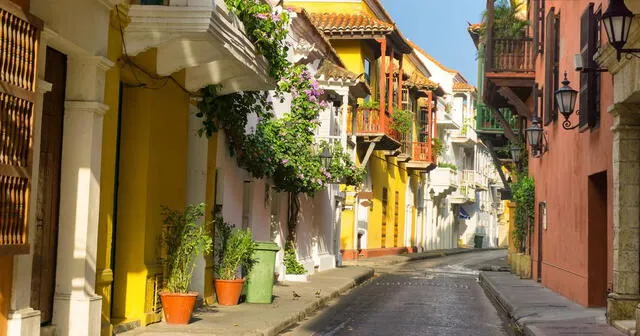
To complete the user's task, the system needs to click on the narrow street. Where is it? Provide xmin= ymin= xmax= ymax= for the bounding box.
xmin=282 ymin=250 xmax=510 ymax=336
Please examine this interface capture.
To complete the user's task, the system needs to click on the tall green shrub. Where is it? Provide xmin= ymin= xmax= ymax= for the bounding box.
xmin=511 ymin=175 xmax=535 ymax=253
xmin=213 ymin=217 xmax=256 ymax=280
xmin=161 ymin=204 xmax=213 ymax=293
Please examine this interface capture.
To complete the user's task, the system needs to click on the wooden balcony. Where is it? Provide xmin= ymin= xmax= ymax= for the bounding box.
xmin=405 ymin=142 xmax=436 ymax=171
xmin=348 ymin=107 xmax=401 ymax=151
xmin=489 ymin=38 xmax=535 ymax=73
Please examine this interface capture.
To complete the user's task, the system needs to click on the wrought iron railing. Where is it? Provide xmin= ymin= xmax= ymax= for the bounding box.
xmin=490 ymin=37 xmax=535 ymax=73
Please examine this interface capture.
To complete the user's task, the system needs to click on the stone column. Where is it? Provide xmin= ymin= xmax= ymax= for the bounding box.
xmin=186 ymin=99 xmax=209 ymax=298
xmin=52 ymin=56 xmax=112 ymax=336
xmin=608 ymin=103 xmax=640 ymax=322
xmin=6 ymin=79 xmax=52 ymax=336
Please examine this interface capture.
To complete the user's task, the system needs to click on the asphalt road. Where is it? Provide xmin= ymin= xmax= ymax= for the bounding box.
xmin=281 ymin=250 xmax=511 ymax=336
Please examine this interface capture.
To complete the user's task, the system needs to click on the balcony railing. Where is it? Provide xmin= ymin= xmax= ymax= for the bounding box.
xmin=476 ymin=104 xmax=519 ymax=133
xmin=411 ymin=142 xmax=432 ymax=162
xmin=348 ymin=107 xmax=401 ymax=142
xmin=489 ymin=38 xmax=535 ymax=73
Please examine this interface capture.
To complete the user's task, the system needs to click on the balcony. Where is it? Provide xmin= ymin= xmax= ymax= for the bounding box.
xmin=489 ymin=38 xmax=535 ymax=73
xmin=475 ymin=104 xmax=519 ymax=134
xmin=430 ymin=167 xmax=458 ymax=198
xmin=451 ymin=170 xmax=476 ymax=204
xmin=451 ymin=125 xmax=477 ymax=146
xmin=125 ymin=0 xmax=272 ymax=94
xmin=405 ymin=142 xmax=436 ymax=171
xmin=436 ymin=111 xmax=461 ymax=130
xmin=474 ymin=171 xmax=489 ymax=191
xmin=348 ymin=107 xmax=402 ymax=150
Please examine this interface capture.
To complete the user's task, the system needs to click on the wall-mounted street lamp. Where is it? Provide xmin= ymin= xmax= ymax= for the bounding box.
xmin=555 ymin=72 xmax=580 ymax=130
xmin=320 ymin=146 xmax=333 ymax=170
xmin=602 ymin=0 xmax=640 ymax=60
xmin=525 ymin=116 xmax=548 ymax=158
xmin=510 ymin=144 xmax=522 ymax=163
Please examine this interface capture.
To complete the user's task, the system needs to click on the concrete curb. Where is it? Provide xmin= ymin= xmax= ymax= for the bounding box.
xmin=345 ymin=248 xmax=507 ymax=268
xmin=257 ymin=267 xmax=375 ymax=336
xmin=478 ymin=272 xmax=521 ymax=333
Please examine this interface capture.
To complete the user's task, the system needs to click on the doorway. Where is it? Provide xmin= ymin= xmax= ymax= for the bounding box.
xmin=30 ymin=47 xmax=67 ymax=324
xmin=587 ymin=171 xmax=608 ymax=306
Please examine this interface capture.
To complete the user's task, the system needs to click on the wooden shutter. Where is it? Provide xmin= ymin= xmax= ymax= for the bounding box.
xmin=579 ymin=3 xmax=598 ymax=130
xmin=0 ymin=1 xmax=41 ymax=255
xmin=543 ymin=8 xmax=556 ymax=125
xmin=533 ymin=0 xmax=545 ymax=56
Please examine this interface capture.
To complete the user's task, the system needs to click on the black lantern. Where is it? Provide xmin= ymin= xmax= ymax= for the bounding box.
xmin=555 ymin=72 xmax=579 ymax=130
xmin=510 ymin=144 xmax=522 ymax=162
xmin=525 ymin=116 xmax=547 ymax=157
xmin=320 ymin=146 xmax=333 ymax=170
xmin=602 ymin=0 xmax=640 ymax=60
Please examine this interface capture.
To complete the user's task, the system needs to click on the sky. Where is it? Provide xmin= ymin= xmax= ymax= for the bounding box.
xmin=379 ymin=0 xmax=485 ymax=86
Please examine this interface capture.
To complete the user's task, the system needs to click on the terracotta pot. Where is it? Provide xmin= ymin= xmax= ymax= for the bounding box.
xmin=215 ymin=279 xmax=245 ymax=306
xmin=159 ymin=292 xmax=198 ymax=325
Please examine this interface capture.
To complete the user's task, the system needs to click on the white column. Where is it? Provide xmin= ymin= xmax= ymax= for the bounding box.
xmin=186 ymin=99 xmax=209 ymax=297
xmin=52 ymin=56 xmax=112 ymax=336
xmin=7 ymin=79 xmax=52 ymax=336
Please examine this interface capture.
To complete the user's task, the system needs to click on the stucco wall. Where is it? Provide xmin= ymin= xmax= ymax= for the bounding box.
xmin=529 ymin=0 xmax=614 ymax=307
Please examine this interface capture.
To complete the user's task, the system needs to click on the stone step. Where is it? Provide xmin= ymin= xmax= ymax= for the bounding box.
xmin=613 ymin=320 xmax=636 ymax=336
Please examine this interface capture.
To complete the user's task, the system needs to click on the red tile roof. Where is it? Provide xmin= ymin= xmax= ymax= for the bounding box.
xmin=309 ymin=12 xmax=394 ymax=35
xmin=452 ymin=82 xmax=476 ymax=92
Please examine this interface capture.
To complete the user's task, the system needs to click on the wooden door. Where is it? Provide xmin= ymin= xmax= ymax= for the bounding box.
xmin=30 ymin=47 xmax=66 ymax=324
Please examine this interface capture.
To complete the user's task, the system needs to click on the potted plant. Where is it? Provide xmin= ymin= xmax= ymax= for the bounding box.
xmin=283 ymin=241 xmax=308 ymax=282
xmin=213 ymin=216 xmax=256 ymax=306
xmin=159 ymin=203 xmax=213 ymax=325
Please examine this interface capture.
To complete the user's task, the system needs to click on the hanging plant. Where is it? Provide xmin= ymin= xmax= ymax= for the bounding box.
xmin=390 ymin=108 xmax=413 ymax=135
xmin=432 ymin=138 xmax=444 ymax=159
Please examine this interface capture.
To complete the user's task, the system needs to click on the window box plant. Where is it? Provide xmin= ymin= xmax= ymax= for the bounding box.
xmin=213 ymin=216 xmax=256 ymax=306
xmin=159 ymin=204 xmax=213 ymax=325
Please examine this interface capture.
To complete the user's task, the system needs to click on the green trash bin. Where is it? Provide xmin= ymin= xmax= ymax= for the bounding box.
xmin=246 ymin=241 xmax=280 ymax=303
xmin=474 ymin=235 xmax=484 ymax=248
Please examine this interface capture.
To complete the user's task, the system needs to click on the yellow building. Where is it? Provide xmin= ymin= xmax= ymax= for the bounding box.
xmin=95 ymin=3 xmax=273 ymax=334
xmin=287 ymin=0 xmax=440 ymax=259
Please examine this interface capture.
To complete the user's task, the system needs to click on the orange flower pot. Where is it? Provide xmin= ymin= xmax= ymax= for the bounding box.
xmin=215 ymin=279 xmax=245 ymax=306
xmin=159 ymin=292 xmax=198 ymax=324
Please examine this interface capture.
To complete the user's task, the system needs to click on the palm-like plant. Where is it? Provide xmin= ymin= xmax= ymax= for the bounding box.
xmin=480 ymin=0 xmax=530 ymax=39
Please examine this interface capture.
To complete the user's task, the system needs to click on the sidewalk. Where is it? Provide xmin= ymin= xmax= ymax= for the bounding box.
xmin=342 ymin=247 xmax=503 ymax=268
xmin=480 ymin=271 xmax=624 ymax=336
xmin=120 ymin=266 xmax=373 ymax=336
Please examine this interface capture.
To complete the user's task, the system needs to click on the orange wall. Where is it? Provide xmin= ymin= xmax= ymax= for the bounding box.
xmin=528 ymin=0 xmax=613 ymax=307
xmin=0 ymin=256 xmax=13 ymax=336
xmin=9 ymin=0 xmax=28 ymax=10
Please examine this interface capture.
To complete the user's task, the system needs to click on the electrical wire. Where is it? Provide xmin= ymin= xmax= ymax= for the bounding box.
xmin=114 ymin=5 xmax=193 ymax=95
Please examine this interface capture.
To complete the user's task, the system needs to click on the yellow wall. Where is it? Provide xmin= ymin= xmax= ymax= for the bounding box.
xmin=96 ymin=11 xmax=123 ymax=335
xmin=110 ymin=48 xmax=190 ymax=327
xmin=367 ymin=153 xmax=408 ymax=249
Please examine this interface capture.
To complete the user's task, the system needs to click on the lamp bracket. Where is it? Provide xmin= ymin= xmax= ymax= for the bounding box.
xmin=561 ymin=109 xmax=581 ymax=131
xmin=621 ymin=49 xmax=640 ymax=60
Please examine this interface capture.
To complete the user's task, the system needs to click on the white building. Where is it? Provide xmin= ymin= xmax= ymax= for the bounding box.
xmin=412 ymin=46 xmax=505 ymax=251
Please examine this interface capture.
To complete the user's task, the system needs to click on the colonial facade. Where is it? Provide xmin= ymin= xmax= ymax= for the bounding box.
xmin=477 ymin=0 xmax=640 ymax=333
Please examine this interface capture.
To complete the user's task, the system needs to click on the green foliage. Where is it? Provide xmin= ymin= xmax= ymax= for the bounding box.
xmin=390 ymin=108 xmax=413 ymax=135
xmin=224 ymin=0 xmax=292 ymax=81
xmin=161 ymin=204 xmax=213 ymax=294
xmin=213 ymin=217 xmax=257 ymax=280
xmin=444 ymin=102 xmax=453 ymax=114
xmin=431 ymin=138 xmax=444 ymax=159
xmin=437 ymin=162 xmax=458 ymax=171
xmin=321 ymin=141 xmax=367 ymax=186
xmin=511 ymin=174 xmax=535 ymax=253
xmin=360 ymin=100 xmax=379 ymax=109
xmin=481 ymin=0 xmax=530 ymax=39
xmin=197 ymin=87 xmax=272 ymax=154
xmin=283 ymin=241 xmax=306 ymax=275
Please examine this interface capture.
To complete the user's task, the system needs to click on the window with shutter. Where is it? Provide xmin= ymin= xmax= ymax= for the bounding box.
xmin=0 ymin=2 xmax=41 ymax=255
xmin=543 ymin=8 xmax=557 ymax=125
xmin=579 ymin=3 xmax=598 ymax=130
